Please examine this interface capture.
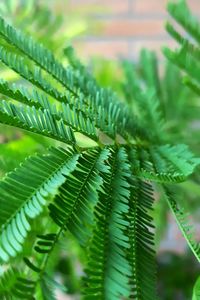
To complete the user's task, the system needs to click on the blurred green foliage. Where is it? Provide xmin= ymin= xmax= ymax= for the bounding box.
xmin=0 ymin=1 xmax=88 ymax=296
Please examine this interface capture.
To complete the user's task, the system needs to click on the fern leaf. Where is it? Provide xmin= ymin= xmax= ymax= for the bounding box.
xmin=0 ymin=46 xmax=126 ymax=141
xmin=0 ymin=78 xmax=100 ymax=141
xmin=193 ymin=276 xmax=200 ymax=300
xmin=129 ymin=144 xmax=199 ymax=183
xmin=84 ymin=147 xmax=132 ymax=300
xmin=40 ymin=273 xmax=67 ymax=300
xmin=0 ymin=267 xmax=35 ymax=299
xmin=34 ymin=233 xmax=57 ymax=254
xmin=138 ymin=88 xmax=165 ymax=140
xmin=163 ymin=44 xmax=200 ymax=84
xmin=0 ymin=17 xmax=135 ymax=141
xmin=49 ymin=148 xmax=110 ymax=246
xmin=63 ymin=47 xmax=135 ymax=139
xmin=165 ymin=21 xmax=186 ymax=45
xmin=0 ymin=100 xmax=77 ymax=144
xmin=122 ymin=59 xmax=165 ymax=141
xmin=0 ymin=16 xmax=75 ymax=94
xmin=157 ymin=144 xmax=200 ymax=175
xmin=163 ymin=186 xmax=200 ymax=262
xmin=129 ymin=179 xmax=157 ymax=300
xmin=167 ymin=0 xmax=200 ymax=43
xmin=164 ymin=0 xmax=200 ymax=98
xmin=139 ymin=49 xmax=161 ymax=99
xmin=0 ymin=147 xmax=79 ymax=262
xmin=0 ymin=79 xmax=41 ymax=108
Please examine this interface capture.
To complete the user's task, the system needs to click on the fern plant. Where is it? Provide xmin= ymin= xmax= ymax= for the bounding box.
xmin=0 ymin=7 xmax=199 ymax=299
xmin=164 ymin=0 xmax=200 ymax=95
xmin=121 ymin=47 xmax=200 ymax=247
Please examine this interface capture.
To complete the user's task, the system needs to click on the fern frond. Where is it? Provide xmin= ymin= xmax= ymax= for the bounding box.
xmin=0 ymin=79 xmax=41 ymax=108
xmin=0 ymin=100 xmax=76 ymax=144
xmin=122 ymin=60 xmax=165 ymax=141
xmin=139 ymin=49 xmax=161 ymax=98
xmin=0 ymin=80 xmax=98 ymax=141
xmin=137 ymin=88 xmax=165 ymax=140
xmin=129 ymin=144 xmax=199 ymax=183
xmin=63 ymin=46 xmax=135 ymax=139
xmin=0 ymin=45 xmax=128 ymax=141
xmin=129 ymin=179 xmax=157 ymax=300
xmin=164 ymin=0 xmax=200 ymax=97
xmin=163 ymin=186 xmax=200 ymax=262
xmin=167 ymin=0 xmax=200 ymax=43
xmin=157 ymin=144 xmax=200 ymax=175
xmin=0 ymin=6 xmax=199 ymax=298
xmin=0 ymin=267 xmax=35 ymax=299
xmin=163 ymin=43 xmax=200 ymax=83
xmin=193 ymin=276 xmax=200 ymax=300
xmin=34 ymin=233 xmax=57 ymax=255
xmin=84 ymin=147 xmax=132 ymax=300
xmin=165 ymin=21 xmax=186 ymax=45
xmin=0 ymin=16 xmax=76 ymax=95
xmin=0 ymin=17 xmax=136 ymax=141
xmin=49 ymin=148 xmax=110 ymax=246
xmin=40 ymin=273 xmax=67 ymax=300
xmin=24 ymin=232 xmax=67 ymax=297
xmin=0 ymin=147 xmax=78 ymax=262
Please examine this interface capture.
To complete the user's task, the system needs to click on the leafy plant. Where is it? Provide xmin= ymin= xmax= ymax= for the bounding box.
xmin=193 ymin=276 xmax=200 ymax=300
xmin=0 ymin=2 xmax=199 ymax=299
xmin=0 ymin=0 xmax=89 ymax=178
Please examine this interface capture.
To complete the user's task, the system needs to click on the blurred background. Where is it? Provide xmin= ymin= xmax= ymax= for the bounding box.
xmin=56 ymin=0 xmax=200 ymax=61
xmin=0 ymin=0 xmax=200 ymax=299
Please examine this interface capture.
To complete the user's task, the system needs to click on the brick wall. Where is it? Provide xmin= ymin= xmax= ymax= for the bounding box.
xmin=65 ymin=0 xmax=200 ymax=61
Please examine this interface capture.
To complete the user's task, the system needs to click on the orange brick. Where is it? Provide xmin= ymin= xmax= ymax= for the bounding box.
xmin=66 ymin=0 xmax=130 ymax=15
xmin=187 ymin=0 xmax=200 ymax=12
xmin=95 ymin=19 xmax=166 ymax=37
xmin=73 ymin=40 xmax=129 ymax=59
xmin=134 ymin=0 xmax=168 ymax=15
xmin=134 ymin=0 xmax=200 ymax=16
xmin=131 ymin=40 xmax=177 ymax=60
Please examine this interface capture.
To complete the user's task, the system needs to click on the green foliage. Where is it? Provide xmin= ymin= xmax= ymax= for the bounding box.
xmin=164 ymin=0 xmax=200 ymax=98
xmin=0 ymin=3 xmax=199 ymax=299
xmin=0 ymin=147 xmax=78 ymax=262
xmin=0 ymin=267 xmax=35 ymax=299
xmin=129 ymin=179 xmax=157 ymax=299
xmin=84 ymin=148 xmax=132 ymax=299
xmin=193 ymin=276 xmax=200 ymax=300
xmin=163 ymin=186 xmax=200 ymax=262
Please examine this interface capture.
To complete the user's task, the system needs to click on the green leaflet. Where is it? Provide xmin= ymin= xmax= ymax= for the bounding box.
xmin=0 ymin=44 xmax=127 ymax=141
xmin=84 ymin=147 xmax=132 ymax=300
xmin=192 ymin=276 xmax=200 ymax=300
xmin=0 ymin=100 xmax=76 ymax=144
xmin=167 ymin=0 xmax=200 ymax=43
xmin=40 ymin=273 xmax=67 ymax=300
xmin=0 ymin=267 xmax=62 ymax=300
xmin=164 ymin=0 xmax=200 ymax=97
xmin=163 ymin=186 xmax=200 ymax=263
xmin=129 ymin=179 xmax=157 ymax=300
xmin=0 ymin=267 xmax=35 ymax=299
xmin=129 ymin=144 xmax=200 ymax=183
xmin=0 ymin=79 xmax=97 ymax=140
xmin=0 ymin=147 xmax=79 ymax=262
xmin=49 ymin=148 xmax=110 ymax=246
xmin=0 ymin=16 xmax=135 ymax=141
xmin=121 ymin=54 xmax=164 ymax=142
